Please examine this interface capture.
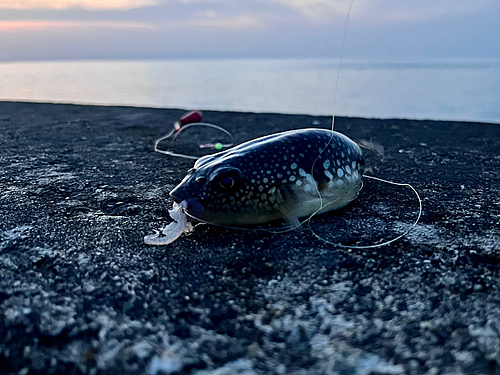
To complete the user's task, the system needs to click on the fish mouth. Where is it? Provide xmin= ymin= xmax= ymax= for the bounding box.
xmin=169 ymin=184 xmax=186 ymax=204
xmin=169 ymin=190 xmax=183 ymax=204
xmin=170 ymin=195 xmax=206 ymax=220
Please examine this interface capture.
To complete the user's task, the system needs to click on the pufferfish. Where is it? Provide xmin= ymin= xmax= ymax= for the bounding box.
xmin=169 ymin=128 xmax=364 ymax=227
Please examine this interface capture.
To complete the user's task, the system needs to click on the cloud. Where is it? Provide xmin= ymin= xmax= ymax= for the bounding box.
xmin=270 ymin=0 xmax=351 ymax=21
xmin=0 ymin=17 xmax=260 ymax=33
xmin=191 ymin=14 xmax=261 ymax=29
xmin=0 ymin=20 xmax=158 ymax=30
xmin=0 ymin=0 xmax=498 ymax=61
xmin=0 ymin=0 xmax=158 ymax=10
xmin=350 ymin=0 xmax=495 ymax=25
xmin=264 ymin=0 xmax=496 ymax=25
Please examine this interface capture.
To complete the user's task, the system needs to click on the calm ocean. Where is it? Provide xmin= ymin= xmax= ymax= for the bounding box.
xmin=0 ymin=58 xmax=499 ymax=123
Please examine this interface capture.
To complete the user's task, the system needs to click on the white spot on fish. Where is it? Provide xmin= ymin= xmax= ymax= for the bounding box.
xmin=299 ymin=168 xmax=307 ymax=177
xmin=258 ymin=185 xmax=264 ymax=192
xmin=325 ymin=170 xmax=334 ymax=180
xmin=346 ymin=165 xmax=351 ymax=174
xmin=323 ymin=160 xmax=330 ymax=169
xmin=337 ymin=169 xmax=344 ymax=178
xmin=263 ymin=177 xmax=268 ymax=183
xmin=289 ymin=175 xmax=296 ymax=182
xmin=296 ymin=180 xmax=303 ymax=187
xmin=291 ymin=163 xmax=297 ymax=170
xmin=305 ymin=174 xmax=315 ymax=185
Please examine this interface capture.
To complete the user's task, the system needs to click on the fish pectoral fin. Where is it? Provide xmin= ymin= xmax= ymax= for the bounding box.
xmin=276 ymin=184 xmax=294 ymax=204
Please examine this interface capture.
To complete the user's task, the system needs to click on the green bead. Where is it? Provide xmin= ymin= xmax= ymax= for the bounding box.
xmin=215 ymin=143 xmax=223 ymax=150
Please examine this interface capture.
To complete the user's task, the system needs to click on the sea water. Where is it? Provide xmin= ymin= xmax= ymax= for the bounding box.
xmin=0 ymin=58 xmax=498 ymax=123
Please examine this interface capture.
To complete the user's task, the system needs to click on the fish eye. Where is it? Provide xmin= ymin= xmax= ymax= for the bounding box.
xmin=219 ymin=177 xmax=234 ymax=189
xmin=195 ymin=176 xmax=206 ymax=186
xmin=209 ymin=167 xmax=241 ymax=189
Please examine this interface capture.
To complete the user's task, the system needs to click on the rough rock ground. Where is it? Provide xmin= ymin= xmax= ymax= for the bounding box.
xmin=1 ymin=101 xmax=499 ymax=375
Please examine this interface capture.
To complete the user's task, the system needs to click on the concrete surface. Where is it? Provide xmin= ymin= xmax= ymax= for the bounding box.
xmin=1 ymin=102 xmax=500 ymax=375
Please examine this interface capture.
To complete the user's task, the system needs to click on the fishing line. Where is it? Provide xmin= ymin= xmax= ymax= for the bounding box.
xmin=151 ymin=0 xmax=423 ymax=248
xmin=305 ymin=0 xmax=423 ymax=249
xmin=154 ymin=111 xmax=235 ymax=160
xmin=308 ymin=175 xmax=423 ymax=249
xmin=332 ymin=0 xmax=355 ymax=131
xmin=181 ymin=173 xmax=422 ymax=250
xmin=182 ymin=212 xmax=297 ymax=234
xmin=307 ymin=0 xmax=356 ymax=231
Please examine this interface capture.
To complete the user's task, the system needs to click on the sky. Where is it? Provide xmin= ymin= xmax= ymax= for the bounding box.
xmin=0 ymin=0 xmax=499 ymax=61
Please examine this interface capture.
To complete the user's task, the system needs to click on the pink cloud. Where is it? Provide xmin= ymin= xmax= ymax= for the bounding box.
xmin=0 ymin=0 xmax=157 ymax=10
xmin=0 ymin=20 xmax=158 ymax=31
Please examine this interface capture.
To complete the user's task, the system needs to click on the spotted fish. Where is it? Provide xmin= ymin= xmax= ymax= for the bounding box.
xmin=169 ymin=128 xmax=364 ymax=227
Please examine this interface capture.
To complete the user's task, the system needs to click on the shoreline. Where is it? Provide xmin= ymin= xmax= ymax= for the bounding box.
xmin=2 ymin=99 xmax=499 ymax=125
